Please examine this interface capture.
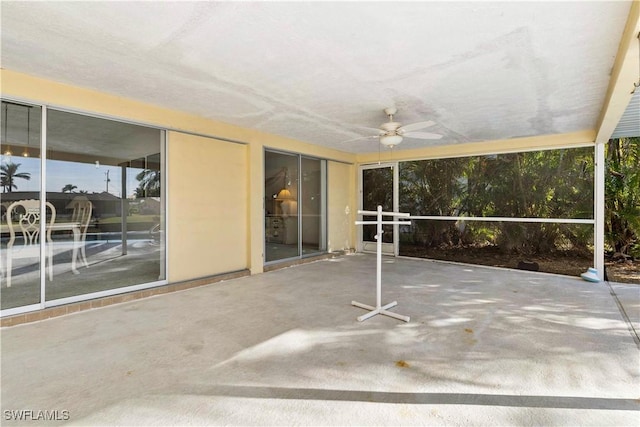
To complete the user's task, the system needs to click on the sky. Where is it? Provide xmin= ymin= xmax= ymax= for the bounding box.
xmin=1 ymin=155 xmax=145 ymax=198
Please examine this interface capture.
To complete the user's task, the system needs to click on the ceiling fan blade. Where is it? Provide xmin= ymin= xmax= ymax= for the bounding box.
xmin=358 ymin=126 xmax=385 ymax=135
xmin=342 ymin=135 xmax=379 ymax=143
xmin=398 ymin=120 xmax=436 ymax=132
xmin=403 ymin=131 xmax=443 ymax=140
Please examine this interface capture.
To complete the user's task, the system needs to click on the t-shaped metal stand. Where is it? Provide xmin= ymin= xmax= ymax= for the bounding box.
xmin=352 ymin=205 xmax=411 ymax=322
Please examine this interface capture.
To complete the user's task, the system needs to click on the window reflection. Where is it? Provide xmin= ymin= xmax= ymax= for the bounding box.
xmin=264 ymin=151 xmax=326 ymax=263
xmin=1 ymin=101 xmax=43 ymax=309
xmin=301 ymin=157 xmax=326 ymax=255
xmin=265 ymin=151 xmax=299 ymax=262
xmin=44 ymin=109 xmax=165 ymax=302
xmin=0 ymin=102 xmax=165 ymax=311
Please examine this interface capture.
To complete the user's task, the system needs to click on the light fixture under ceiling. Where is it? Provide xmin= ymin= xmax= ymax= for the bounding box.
xmin=344 ymin=107 xmax=443 ymax=149
xmin=379 ymin=134 xmax=403 ymax=147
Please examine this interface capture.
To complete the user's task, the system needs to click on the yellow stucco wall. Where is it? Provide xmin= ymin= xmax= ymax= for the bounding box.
xmin=327 ymin=161 xmax=356 ymax=252
xmin=168 ymin=132 xmax=247 ymax=281
xmin=0 ymin=69 xmax=357 ymax=282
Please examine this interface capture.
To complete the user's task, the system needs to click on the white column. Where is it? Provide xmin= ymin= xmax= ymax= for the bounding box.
xmin=594 ymin=142 xmax=606 ymax=281
xmin=376 ymin=205 xmax=383 ymax=308
xmin=40 ymin=105 xmax=47 ymax=308
xmin=392 ymin=162 xmax=399 ymax=257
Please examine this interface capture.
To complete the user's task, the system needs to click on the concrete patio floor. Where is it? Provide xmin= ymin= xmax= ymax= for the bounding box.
xmin=1 ymin=254 xmax=639 ymax=426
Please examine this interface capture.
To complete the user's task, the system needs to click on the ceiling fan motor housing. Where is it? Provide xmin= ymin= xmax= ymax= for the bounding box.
xmin=380 ymin=121 xmax=402 ymax=133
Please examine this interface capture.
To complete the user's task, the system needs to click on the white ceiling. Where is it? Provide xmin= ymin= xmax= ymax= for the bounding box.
xmin=0 ymin=1 xmax=635 ymax=154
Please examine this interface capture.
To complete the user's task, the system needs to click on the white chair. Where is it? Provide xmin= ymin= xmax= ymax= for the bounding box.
xmin=66 ymin=196 xmax=93 ymax=267
xmin=3 ymin=200 xmax=55 ymax=287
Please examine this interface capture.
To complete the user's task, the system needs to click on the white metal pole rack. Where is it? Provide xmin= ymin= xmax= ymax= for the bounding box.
xmin=352 ymin=205 xmax=411 ymax=322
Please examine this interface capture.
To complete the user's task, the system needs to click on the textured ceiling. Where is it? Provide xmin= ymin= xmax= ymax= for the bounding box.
xmin=0 ymin=1 xmax=634 ymax=153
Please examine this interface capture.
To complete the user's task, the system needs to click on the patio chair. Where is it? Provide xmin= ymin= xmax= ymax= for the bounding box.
xmin=67 ymin=196 xmax=93 ymax=267
xmin=3 ymin=200 xmax=55 ymax=287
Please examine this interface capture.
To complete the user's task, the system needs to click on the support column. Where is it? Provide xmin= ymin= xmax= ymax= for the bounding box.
xmin=594 ymin=142 xmax=606 ymax=281
xmin=120 ymin=163 xmax=128 ymax=256
xmin=248 ymin=142 xmax=264 ymax=275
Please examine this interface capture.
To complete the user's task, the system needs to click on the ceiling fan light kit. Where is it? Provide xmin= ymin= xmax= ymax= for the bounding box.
xmin=380 ymin=134 xmax=403 ymax=147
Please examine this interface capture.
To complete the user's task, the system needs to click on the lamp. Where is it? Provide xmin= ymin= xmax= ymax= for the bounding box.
xmin=380 ymin=134 xmax=402 ymax=147
xmin=276 ymin=188 xmax=294 ymax=200
xmin=275 ymin=168 xmax=297 ymax=218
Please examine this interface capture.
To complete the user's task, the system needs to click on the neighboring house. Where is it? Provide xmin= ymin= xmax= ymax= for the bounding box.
xmin=130 ymin=197 xmax=161 ymax=215
xmin=1 ymin=191 xmax=120 ymax=220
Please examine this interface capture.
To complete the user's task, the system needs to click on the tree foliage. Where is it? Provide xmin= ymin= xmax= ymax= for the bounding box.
xmin=398 ymin=145 xmax=622 ymax=257
xmin=135 ymin=169 xmax=161 ymax=198
xmin=606 ymin=137 xmax=640 ymax=257
xmin=362 ymin=167 xmax=394 ymax=243
xmin=1 ymin=162 xmax=31 ymax=193
xmin=62 ymin=184 xmax=77 ymax=193
xmin=400 ymin=157 xmax=468 ymax=247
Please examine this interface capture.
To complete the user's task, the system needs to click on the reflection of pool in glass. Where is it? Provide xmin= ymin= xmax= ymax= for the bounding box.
xmin=86 ymin=230 xmax=159 ymax=242
xmin=1 ymin=238 xmax=163 ymax=310
xmin=0 ymin=101 xmax=166 ymax=314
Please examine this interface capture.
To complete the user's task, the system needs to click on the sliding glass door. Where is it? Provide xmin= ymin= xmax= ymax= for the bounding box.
xmin=301 ymin=157 xmax=326 ymax=256
xmin=44 ymin=109 xmax=165 ymax=302
xmin=264 ymin=150 xmax=326 ymax=263
xmin=265 ymin=151 xmax=299 ymax=262
xmin=360 ymin=164 xmax=396 ymax=255
xmin=1 ymin=100 xmax=166 ymax=315
xmin=0 ymin=101 xmax=43 ymax=310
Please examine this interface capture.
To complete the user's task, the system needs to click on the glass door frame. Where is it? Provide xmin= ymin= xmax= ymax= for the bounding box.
xmin=358 ymin=162 xmax=399 ymax=256
xmin=0 ymin=97 xmax=169 ymax=318
xmin=263 ymin=149 xmax=328 ymax=266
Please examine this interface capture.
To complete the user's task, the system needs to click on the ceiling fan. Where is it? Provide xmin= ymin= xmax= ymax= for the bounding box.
xmin=352 ymin=107 xmax=442 ymax=148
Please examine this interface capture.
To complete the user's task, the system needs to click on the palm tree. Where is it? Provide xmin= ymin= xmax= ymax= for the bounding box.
xmin=62 ymin=184 xmax=78 ymax=193
xmin=135 ymin=169 xmax=160 ymax=197
xmin=1 ymin=162 xmax=31 ymax=193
